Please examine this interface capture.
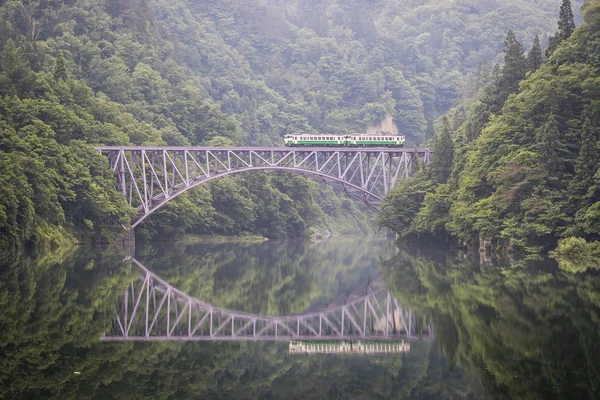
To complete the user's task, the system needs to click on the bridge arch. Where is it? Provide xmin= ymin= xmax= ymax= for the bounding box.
xmin=97 ymin=147 xmax=431 ymax=228
xmin=101 ymin=258 xmax=435 ymax=342
xmin=131 ymin=166 xmax=384 ymax=228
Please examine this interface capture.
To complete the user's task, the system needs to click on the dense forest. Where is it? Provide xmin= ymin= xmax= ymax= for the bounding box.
xmin=0 ymin=0 xmax=590 ymax=252
xmin=380 ymin=0 xmax=600 ymax=254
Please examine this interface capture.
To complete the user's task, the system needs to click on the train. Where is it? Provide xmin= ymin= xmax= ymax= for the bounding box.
xmin=283 ymin=133 xmax=406 ymax=147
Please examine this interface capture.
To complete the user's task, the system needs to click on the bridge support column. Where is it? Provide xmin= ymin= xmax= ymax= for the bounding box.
xmin=113 ymin=228 xmax=135 ymax=255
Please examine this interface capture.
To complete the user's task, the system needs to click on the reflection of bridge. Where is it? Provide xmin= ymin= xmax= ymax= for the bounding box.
xmin=96 ymin=147 xmax=431 ymax=227
xmin=289 ymin=340 xmax=411 ymax=355
xmin=101 ymin=259 xmax=435 ymax=342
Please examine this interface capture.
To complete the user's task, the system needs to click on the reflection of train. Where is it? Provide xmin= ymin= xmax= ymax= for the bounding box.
xmin=284 ymin=133 xmax=406 ymax=147
xmin=289 ymin=340 xmax=410 ymax=355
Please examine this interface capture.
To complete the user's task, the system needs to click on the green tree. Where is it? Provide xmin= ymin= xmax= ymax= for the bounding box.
xmin=558 ymin=0 xmax=576 ymax=39
xmin=527 ymin=35 xmax=543 ymax=72
xmin=547 ymin=0 xmax=576 ymax=56
xmin=537 ymin=113 xmax=563 ymax=175
xmin=573 ymin=118 xmax=599 ymax=196
xmin=499 ymin=30 xmax=527 ymax=99
xmin=428 ymin=117 xmax=455 ymax=184
xmin=53 ymin=50 xmax=67 ymax=82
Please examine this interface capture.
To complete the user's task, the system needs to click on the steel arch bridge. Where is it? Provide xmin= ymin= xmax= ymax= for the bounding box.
xmin=101 ymin=258 xmax=435 ymax=342
xmin=96 ymin=146 xmax=431 ymax=228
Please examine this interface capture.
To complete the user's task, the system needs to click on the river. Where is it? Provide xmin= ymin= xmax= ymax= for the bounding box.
xmin=1 ymin=238 xmax=599 ymax=399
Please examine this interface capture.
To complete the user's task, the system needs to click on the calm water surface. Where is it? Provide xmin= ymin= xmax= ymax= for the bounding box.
xmin=1 ymin=239 xmax=599 ymax=399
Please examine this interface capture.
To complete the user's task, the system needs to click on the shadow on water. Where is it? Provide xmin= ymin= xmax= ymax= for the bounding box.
xmin=1 ymin=238 xmax=599 ymax=399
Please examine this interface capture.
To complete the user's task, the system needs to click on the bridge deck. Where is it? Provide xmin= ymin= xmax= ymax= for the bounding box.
xmin=96 ymin=146 xmax=431 ymax=153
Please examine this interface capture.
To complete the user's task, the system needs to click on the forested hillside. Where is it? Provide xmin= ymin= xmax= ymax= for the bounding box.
xmin=380 ymin=0 xmax=600 ymax=254
xmin=0 ymin=0 xmax=584 ymax=251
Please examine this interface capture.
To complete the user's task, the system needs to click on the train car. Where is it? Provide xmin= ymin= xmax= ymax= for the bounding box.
xmin=349 ymin=135 xmax=405 ymax=147
xmin=284 ymin=133 xmax=347 ymax=147
xmin=284 ymin=133 xmax=405 ymax=147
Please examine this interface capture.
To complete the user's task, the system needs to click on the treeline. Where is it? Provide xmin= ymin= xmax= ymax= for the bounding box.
xmin=380 ymin=0 xmax=600 ymax=253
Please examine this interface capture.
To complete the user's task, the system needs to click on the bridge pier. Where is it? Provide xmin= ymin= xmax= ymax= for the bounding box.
xmin=113 ymin=228 xmax=135 ymax=255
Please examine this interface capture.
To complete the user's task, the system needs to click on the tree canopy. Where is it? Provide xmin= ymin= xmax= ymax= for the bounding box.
xmin=380 ymin=0 xmax=600 ymax=253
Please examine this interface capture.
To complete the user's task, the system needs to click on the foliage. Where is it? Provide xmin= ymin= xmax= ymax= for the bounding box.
xmin=0 ymin=240 xmax=487 ymax=399
xmin=381 ymin=245 xmax=600 ymax=399
xmin=527 ymin=35 xmax=544 ymax=72
xmin=4 ymin=237 xmax=599 ymax=399
xmin=380 ymin=1 xmax=600 ymax=253
xmin=549 ymin=237 xmax=600 ymax=272
xmin=547 ymin=0 xmax=577 ymax=56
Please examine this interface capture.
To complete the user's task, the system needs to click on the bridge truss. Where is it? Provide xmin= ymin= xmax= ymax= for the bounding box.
xmin=96 ymin=146 xmax=431 ymax=227
xmin=101 ymin=259 xmax=435 ymax=342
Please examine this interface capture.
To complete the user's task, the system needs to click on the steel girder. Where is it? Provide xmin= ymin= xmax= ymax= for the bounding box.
xmin=95 ymin=146 xmax=432 ymax=228
xmin=101 ymin=259 xmax=435 ymax=342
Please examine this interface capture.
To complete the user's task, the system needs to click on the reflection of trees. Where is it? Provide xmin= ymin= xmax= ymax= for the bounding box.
xmin=134 ymin=239 xmax=395 ymax=315
xmin=0 ymin=241 xmax=489 ymax=399
xmin=0 ymin=248 xmax=133 ymax=399
xmin=380 ymin=248 xmax=600 ymax=399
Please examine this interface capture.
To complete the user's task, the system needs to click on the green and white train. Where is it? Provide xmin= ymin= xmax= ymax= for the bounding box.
xmin=284 ymin=133 xmax=406 ymax=147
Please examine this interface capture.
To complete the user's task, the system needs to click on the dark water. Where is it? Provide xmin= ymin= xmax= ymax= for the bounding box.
xmin=1 ymin=239 xmax=599 ymax=399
